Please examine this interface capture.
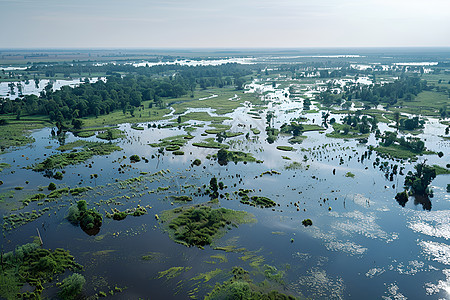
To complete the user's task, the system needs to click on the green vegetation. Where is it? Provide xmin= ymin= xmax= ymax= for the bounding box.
xmin=276 ymin=146 xmax=294 ymax=151
xmin=216 ymin=148 xmax=257 ymax=165
xmin=157 ymin=267 xmax=192 ymax=281
xmin=0 ymin=120 xmax=45 ymax=151
xmin=0 ymin=163 xmax=11 ymax=172
xmin=130 ymin=154 xmax=141 ymax=162
xmin=238 ymin=189 xmax=277 ymax=208
xmin=302 ymin=219 xmax=313 ymax=226
xmin=326 ymin=123 xmax=370 ymax=139
xmin=0 ymin=242 xmax=82 ymax=299
xmin=251 ymin=128 xmax=261 ymax=134
xmin=193 ymin=138 xmax=230 ymax=149
xmin=67 ymin=200 xmax=103 ymax=235
xmin=96 ymin=128 xmax=125 ymax=140
xmin=179 ymin=111 xmax=231 ymax=123
xmin=32 ymin=141 xmax=121 ymax=171
xmin=149 ymin=134 xmax=192 ymax=149
xmin=106 ymin=205 xmax=148 ymax=221
xmin=2 ymin=207 xmax=51 ymax=231
xmin=160 ymin=205 xmax=255 ymax=248
xmin=172 ymin=195 xmax=193 ymax=202
xmin=205 ymin=267 xmax=297 ymax=300
xmin=432 ymin=165 xmax=450 ymax=175
xmin=345 ymin=172 xmax=355 ymax=178
xmin=58 ymin=273 xmax=86 ymax=300
xmin=373 ymin=132 xmax=432 ymax=160
xmin=404 ymin=162 xmax=436 ymax=196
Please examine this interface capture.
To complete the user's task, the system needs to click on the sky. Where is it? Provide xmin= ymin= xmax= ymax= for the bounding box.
xmin=0 ymin=0 xmax=449 ymax=48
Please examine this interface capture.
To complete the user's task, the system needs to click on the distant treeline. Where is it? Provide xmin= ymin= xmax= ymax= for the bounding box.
xmin=318 ymin=76 xmax=429 ymax=106
xmin=0 ymin=64 xmax=253 ymax=122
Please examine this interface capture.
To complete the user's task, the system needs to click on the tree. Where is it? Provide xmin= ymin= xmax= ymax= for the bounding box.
xmin=393 ymin=111 xmax=400 ymax=131
xmin=404 ymin=162 xmax=436 ymax=196
xmin=217 ymin=149 xmax=228 ymax=166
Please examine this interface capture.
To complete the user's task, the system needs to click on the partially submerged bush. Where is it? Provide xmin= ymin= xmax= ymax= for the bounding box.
xmin=302 ymin=219 xmax=313 ymax=227
xmin=130 ymin=155 xmax=141 ymax=162
xmin=48 ymin=182 xmax=57 ymax=191
xmin=58 ymin=273 xmax=86 ymax=300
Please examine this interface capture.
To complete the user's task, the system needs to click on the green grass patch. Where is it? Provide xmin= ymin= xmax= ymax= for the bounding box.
xmin=160 ymin=205 xmax=255 ymax=248
xmin=0 ymin=163 xmax=11 ymax=172
xmin=0 ymin=119 xmax=47 ymax=150
xmin=80 ymin=105 xmax=171 ymax=127
xmin=179 ymin=112 xmax=231 ymax=123
xmin=0 ymin=242 xmax=82 ymax=299
xmin=32 ymin=141 xmax=121 ymax=171
xmin=432 ymin=165 xmax=450 ymax=175
xmin=374 ymin=144 xmax=431 ymax=160
xmin=302 ymin=124 xmax=325 ymax=132
xmin=276 ymin=146 xmax=294 ymax=151
xmin=96 ymin=128 xmax=125 ymax=140
xmin=193 ymin=138 xmax=229 ymax=149
xmin=251 ymin=128 xmax=261 ymax=135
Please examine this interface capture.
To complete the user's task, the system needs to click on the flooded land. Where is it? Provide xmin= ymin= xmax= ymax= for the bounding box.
xmin=0 ymin=49 xmax=449 ymax=299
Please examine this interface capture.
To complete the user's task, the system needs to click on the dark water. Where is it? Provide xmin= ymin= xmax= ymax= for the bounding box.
xmin=0 ymin=102 xmax=449 ymax=299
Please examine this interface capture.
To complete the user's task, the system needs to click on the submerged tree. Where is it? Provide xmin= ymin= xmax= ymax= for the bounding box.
xmin=404 ymin=162 xmax=436 ymax=196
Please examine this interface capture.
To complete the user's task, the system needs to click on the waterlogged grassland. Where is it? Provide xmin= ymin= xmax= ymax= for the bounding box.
xmin=160 ymin=205 xmax=255 ymax=248
xmin=0 ymin=118 xmax=47 ymax=150
xmin=32 ymin=141 xmax=121 ymax=171
xmin=80 ymin=104 xmax=171 ymax=127
xmin=391 ymin=90 xmax=449 ymax=116
xmin=179 ymin=111 xmax=231 ymax=123
xmin=193 ymin=138 xmax=230 ymax=149
xmin=170 ymin=88 xmax=257 ymax=115
xmin=96 ymin=128 xmax=125 ymax=140
xmin=374 ymin=144 xmax=434 ymax=160
xmin=0 ymin=242 xmax=83 ymax=299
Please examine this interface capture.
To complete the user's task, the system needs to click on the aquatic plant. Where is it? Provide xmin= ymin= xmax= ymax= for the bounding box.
xmin=302 ymin=219 xmax=313 ymax=227
xmin=130 ymin=154 xmax=141 ymax=162
xmin=48 ymin=182 xmax=57 ymax=190
xmin=67 ymin=200 xmax=102 ymax=234
xmin=32 ymin=141 xmax=121 ymax=171
xmin=160 ymin=205 xmax=255 ymax=248
xmin=58 ymin=273 xmax=86 ymax=300
xmin=205 ymin=267 xmax=296 ymax=300
xmin=0 ymin=242 xmax=82 ymax=299
xmin=237 ymin=189 xmax=276 ymax=208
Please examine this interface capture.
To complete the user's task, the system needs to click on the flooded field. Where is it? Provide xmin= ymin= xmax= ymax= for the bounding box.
xmin=0 ymin=53 xmax=449 ymax=300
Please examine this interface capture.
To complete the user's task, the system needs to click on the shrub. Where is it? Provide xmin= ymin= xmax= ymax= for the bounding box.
xmin=58 ymin=273 xmax=86 ymax=300
xmin=48 ymin=182 xmax=57 ymax=191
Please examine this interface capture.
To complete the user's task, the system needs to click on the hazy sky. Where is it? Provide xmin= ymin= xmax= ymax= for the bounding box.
xmin=1 ymin=0 xmax=449 ymax=48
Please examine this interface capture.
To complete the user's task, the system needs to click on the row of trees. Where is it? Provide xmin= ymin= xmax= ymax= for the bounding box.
xmin=0 ymin=64 xmax=253 ymax=124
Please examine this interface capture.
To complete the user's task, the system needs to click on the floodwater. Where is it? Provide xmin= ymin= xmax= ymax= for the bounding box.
xmin=0 ymin=77 xmax=105 ymax=99
xmin=0 ymin=86 xmax=449 ymax=300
